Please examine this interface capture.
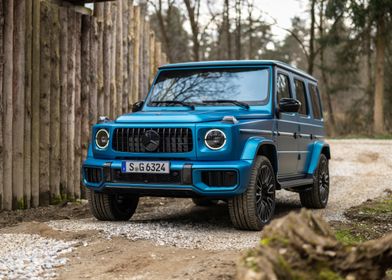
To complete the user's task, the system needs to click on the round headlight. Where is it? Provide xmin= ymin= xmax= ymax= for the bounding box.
xmin=204 ymin=129 xmax=226 ymax=150
xmin=95 ymin=129 xmax=110 ymax=149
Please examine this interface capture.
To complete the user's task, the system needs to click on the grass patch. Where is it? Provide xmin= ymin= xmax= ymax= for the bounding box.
xmin=335 ymin=229 xmax=365 ymax=245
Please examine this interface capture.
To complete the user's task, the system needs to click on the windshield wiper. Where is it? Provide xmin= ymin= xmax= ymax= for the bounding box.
xmin=202 ymin=99 xmax=250 ymax=110
xmin=150 ymin=100 xmax=195 ymax=110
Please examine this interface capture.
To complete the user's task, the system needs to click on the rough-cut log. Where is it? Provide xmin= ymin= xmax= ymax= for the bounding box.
xmin=94 ymin=3 xmax=104 ymax=117
xmin=138 ymin=6 xmax=145 ymax=100
xmin=142 ymin=20 xmax=150 ymax=99
xmin=80 ymin=15 xmax=90 ymax=199
xmin=59 ymin=8 xmax=68 ymax=198
xmin=132 ymin=5 xmax=140 ymax=103
xmin=103 ymin=3 xmax=111 ymax=117
xmin=31 ymin=0 xmax=40 ymax=207
xmin=149 ymin=31 xmax=155 ymax=85
xmin=127 ymin=3 xmax=134 ymax=107
xmin=49 ymin=4 xmax=61 ymax=202
xmin=67 ymin=10 xmax=76 ymax=200
xmin=3 ymin=0 xmax=13 ymax=210
xmin=110 ymin=2 xmax=117 ymax=118
xmin=13 ymin=0 xmax=26 ymax=209
xmin=115 ymin=0 xmax=123 ymax=116
xmin=39 ymin=1 xmax=51 ymax=206
xmin=74 ymin=14 xmax=82 ymax=199
xmin=89 ymin=17 xmax=98 ymax=127
xmin=122 ymin=0 xmax=129 ymax=113
xmin=237 ymin=209 xmax=392 ymax=280
xmin=0 ymin=0 xmax=4 ymax=210
xmin=24 ymin=0 xmax=33 ymax=209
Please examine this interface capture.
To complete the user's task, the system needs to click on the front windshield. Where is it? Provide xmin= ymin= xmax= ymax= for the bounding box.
xmin=147 ymin=68 xmax=269 ymax=107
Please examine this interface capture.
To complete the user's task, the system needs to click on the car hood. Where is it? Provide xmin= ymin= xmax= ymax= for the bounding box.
xmin=115 ymin=110 xmax=271 ymax=123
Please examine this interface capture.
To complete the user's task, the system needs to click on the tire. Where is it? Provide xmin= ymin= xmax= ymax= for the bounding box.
xmin=87 ymin=189 xmax=139 ymax=221
xmin=228 ymin=156 xmax=276 ymax=231
xmin=192 ymin=198 xmax=219 ymax=206
xmin=300 ymin=153 xmax=329 ymax=209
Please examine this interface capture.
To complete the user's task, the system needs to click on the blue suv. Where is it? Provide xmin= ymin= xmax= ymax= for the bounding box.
xmin=83 ymin=60 xmax=331 ymax=230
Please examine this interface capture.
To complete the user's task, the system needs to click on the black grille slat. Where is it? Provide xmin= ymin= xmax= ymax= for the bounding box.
xmin=112 ymin=127 xmax=193 ymax=153
xmin=112 ymin=169 xmax=182 ymax=184
xmin=85 ymin=167 xmax=102 ymax=183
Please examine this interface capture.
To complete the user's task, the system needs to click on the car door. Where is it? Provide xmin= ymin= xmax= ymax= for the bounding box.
xmin=275 ymin=70 xmax=299 ymax=178
xmin=293 ymin=78 xmax=312 ymax=174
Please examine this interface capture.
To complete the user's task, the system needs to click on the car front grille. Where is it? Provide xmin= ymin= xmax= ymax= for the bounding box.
xmin=112 ymin=128 xmax=193 ymax=153
xmin=111 ymin=169 xmax=182 ymax=185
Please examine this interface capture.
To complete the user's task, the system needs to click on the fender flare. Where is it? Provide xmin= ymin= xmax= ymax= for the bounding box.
xmin=241 ymin=136 xmax=275 ymax=160
xmin=307 ymin=141 xmax=331 ymax=175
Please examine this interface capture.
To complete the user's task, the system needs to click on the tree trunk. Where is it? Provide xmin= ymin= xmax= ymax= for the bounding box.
xmin=24 ymin=0 xmax=33 ymax=209
xmin=94 ymin=3 xmax=104 ymax=117
xmin=373 ymin=15 xmax=386 ymax=134
xmin=31 ymin=0 xmax=40 ymax=207
xmin=67 ymin=10 xmax=76 ymax=200
xmin=103 ymin=3 xmax=111 ymax=117
xmin=115 ymin=0 xmax=123 ymax=116
xmin=110 ymin=2 xmax=117 ymax=118
xmin=308 ymin=0 xmax=316 ymax=75
xmin=149 ymin=31 xmax=156 ymax=86
xmin=90 ymin=17 xmax=98 ymax=126
xmin=49 ymin=4 xmax=61 ymax=202
xmin=0 ymin=0 xmax=4 ymax=210
xmin=59 ymin=8 xmax=68 ymax=199
xmin=142 ymin=20 xmax=150 ymax=99
xmin=3 ymin=0 xmax=13 ymax=210
xmin=235 ymin=0 xmax=242 ymax=59
xmin=13 ymin=0 xmax=26 ymax=209
xmin=183 ymin=0 xmax=200 ymax=61
xmin=138 ymin=6 xmax=145 ymax=100
xmin=132 ymin=5 xmax=140 ymax=102
xmin=74 ymin=14 xmax=82 ymax=199
xmin=39 ymin=1 xmax=51 ymax=206
xmin=224 ymin=0 xmax=231 ymax=59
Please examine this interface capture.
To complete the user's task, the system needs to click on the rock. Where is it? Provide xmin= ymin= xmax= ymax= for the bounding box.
xmin=237 ymin=209 xmax=392 ymax=280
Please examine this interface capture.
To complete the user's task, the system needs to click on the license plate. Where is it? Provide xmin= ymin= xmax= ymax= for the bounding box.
xmin=121 ymin=161 xmax=170 ymax=174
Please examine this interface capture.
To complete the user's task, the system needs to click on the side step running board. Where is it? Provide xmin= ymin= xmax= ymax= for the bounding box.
xmin=279 ymin=178 xmax=314 ymax=191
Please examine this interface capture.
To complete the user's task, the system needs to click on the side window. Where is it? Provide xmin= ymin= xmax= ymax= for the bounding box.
xmin=294 ymin=79 xmax=308 ymax=115
xmin=309 ymin=84 xmax=323 ymax=119
xmin=276 ymin=73 xmax=291 ymax=102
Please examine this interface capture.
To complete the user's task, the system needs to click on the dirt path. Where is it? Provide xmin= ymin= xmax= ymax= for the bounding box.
xmin=0 ymin=139 xmax=391 ymax=280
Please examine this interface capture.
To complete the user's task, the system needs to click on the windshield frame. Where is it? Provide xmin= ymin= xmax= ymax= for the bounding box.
xmin=144 ymin=65 xmax=272 ymax=110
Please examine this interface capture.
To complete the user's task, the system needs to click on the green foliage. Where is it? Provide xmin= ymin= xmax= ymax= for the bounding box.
xmin=335 ymin=229 xmax=365 ymax=245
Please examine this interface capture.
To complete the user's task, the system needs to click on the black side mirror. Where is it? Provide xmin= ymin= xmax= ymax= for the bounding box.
xmin=132 ymin=101 xmax=144 ymax=112
xmin=279 ymin=98 xmax=301 ymax=113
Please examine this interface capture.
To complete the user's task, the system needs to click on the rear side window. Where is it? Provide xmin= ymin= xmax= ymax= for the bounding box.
xmin=276 ymin=73 xmax=291 ymax=101
xmin=309 ymin=84 xmax=322 ymax=119
xmin=294 ymin=79 xmax=308 ymax=115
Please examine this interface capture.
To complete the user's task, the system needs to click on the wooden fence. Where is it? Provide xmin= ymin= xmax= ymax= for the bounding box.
xmin=0 ymin=0 xmax=167 ymax=210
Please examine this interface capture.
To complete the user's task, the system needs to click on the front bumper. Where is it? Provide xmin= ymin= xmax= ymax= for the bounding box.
xmin=82 ymin=157 xmax=253 ymax=197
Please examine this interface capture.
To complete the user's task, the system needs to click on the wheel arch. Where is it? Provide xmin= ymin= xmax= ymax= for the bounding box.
xmin=307 ymin=141 xmax=330 ymax=175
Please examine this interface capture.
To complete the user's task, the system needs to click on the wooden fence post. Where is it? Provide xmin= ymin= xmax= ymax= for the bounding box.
xmin=3 ymin=0 xmax=14 ymax=210
xmin=74 ymin=14 xmax=82 ymax=199
xmin=81 ymin=14 xmax=91 ymax=199
xmin=132 ymin=5 xmax=140 ymax=104
xmin=49 ymin=4 xmax=60 ymax=202
xmin=0 ymin=0 xmax=4 ymax=210
xmin=127 ymin=3 xmax=134 ymax=107
xmin=122 ymin=0 xmax=129 ymax=113
xmin=94 ymin=3 xmax=104 ymax=117
xmin=115 ymin=0 xmax=123 ymax=116
xmin=59 ymin=8 xmax=68 ymax=199
xmin=138 ymin=6 xmax=145 ymax=100
xmin=110 ymin=2 xmax=117 ymax=119
xmin=103 ymin=3 xmax=111 ymax=117
xmin=149 ymin=31 xmax=155 ymax=86
xmin=13 ymin=0 xmax=26 ymax=209
xmin=24 ymin=0 xmax=33 ymax=209
xmin=39 ymin=1 xmax=51 ymax=206
xmin=31 ymin=0 xmax=40 ymax=207
xmin=90 ymin=17 xmax=98 ymax=127
xmin=67 ymin=9 xmax=76 ymax=200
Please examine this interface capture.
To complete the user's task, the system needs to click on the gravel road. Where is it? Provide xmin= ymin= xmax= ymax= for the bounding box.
xmin=0 ymin=139 xmax=391 ymax=280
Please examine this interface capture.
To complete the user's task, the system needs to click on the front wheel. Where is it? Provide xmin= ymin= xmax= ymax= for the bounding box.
xmin=87 ymin=189 xmax=139 ymax=221
xmin=299 ymin=153 xmax=329 ymax=209
xmin=228 ymin=156 xmax=276 ymax=231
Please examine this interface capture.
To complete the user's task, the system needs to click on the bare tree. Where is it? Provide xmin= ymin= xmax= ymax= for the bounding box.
xmin=183 ymin=0 xmax=201 ymax=60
